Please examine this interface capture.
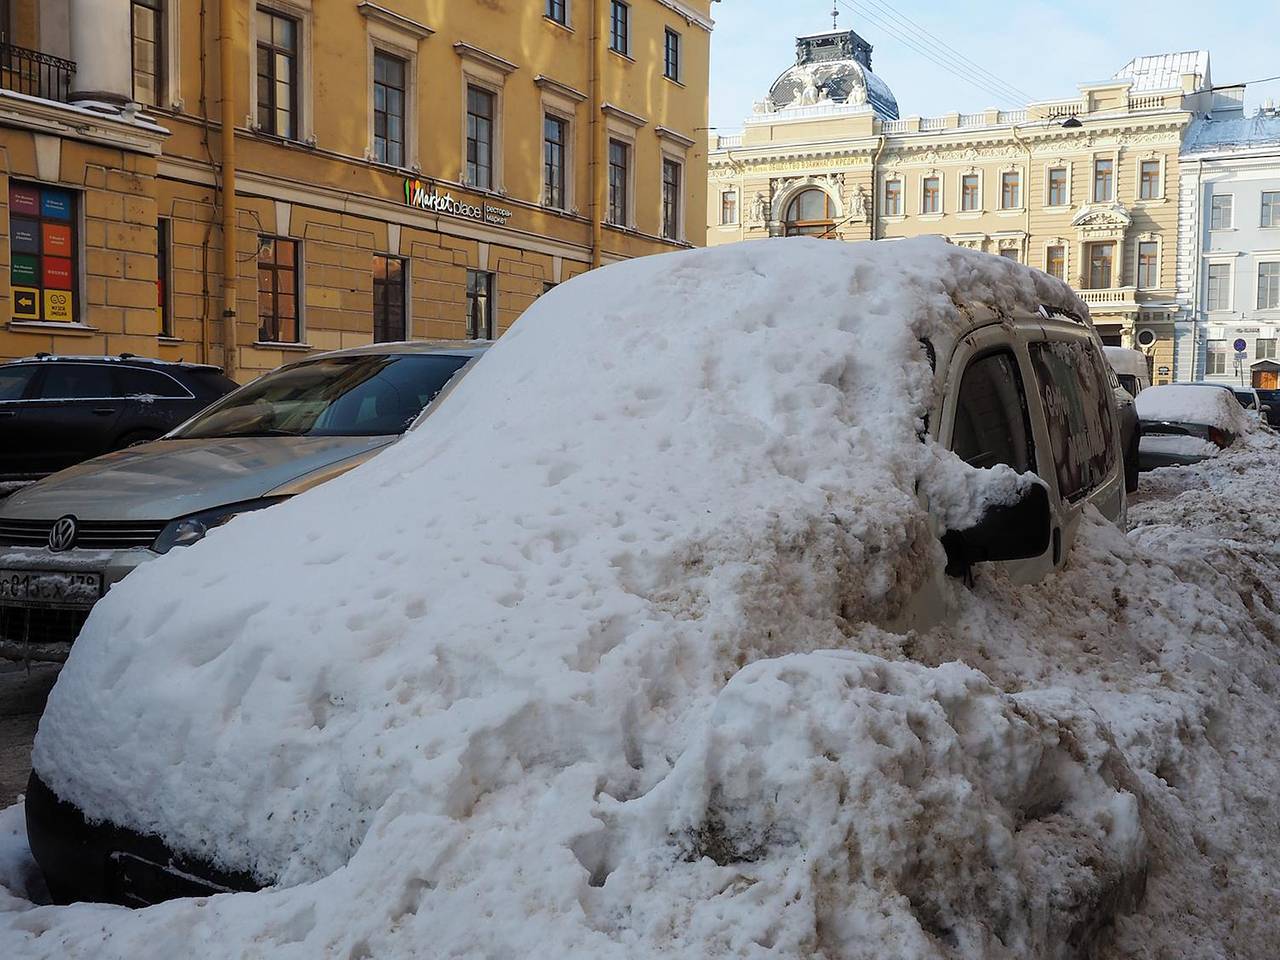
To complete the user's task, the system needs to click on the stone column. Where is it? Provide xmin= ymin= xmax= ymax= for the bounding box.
xmin=70 ymin=0 xmax=134 ymax=105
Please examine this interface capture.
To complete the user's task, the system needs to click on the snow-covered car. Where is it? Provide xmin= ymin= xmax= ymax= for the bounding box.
xmin=1136 ymin=383 xmax=1252 ymax=470
xmin=0 ymin=342 xmax=485 ymax=663
xmin=1104 ymin=345 xmax=1151 ymax=397
xmin=25 ymin=239 xmax=1134 ymax=939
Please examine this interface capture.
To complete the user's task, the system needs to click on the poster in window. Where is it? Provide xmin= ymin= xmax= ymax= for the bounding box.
xmin=40 ymin=189 xmax=72 ymax=220
xmin=11 ymin=254 xmax=38 ymax=286
xmin=12 ymin=287 xmax=40 ymax=320
xmin=9 ymin=186 xmax=39 ymax=216
xmin=43 ymin=257 xmax=73 ymax=289
xmin=44 ymin=289 xmax=73 ymax=322
xmin=1028 ymin=340 xmax=1115 ymax=501
xmin=10 ymin=218 xmax=39 ymax=254
xmin=42 ymin=223 xmax=72 ymax=257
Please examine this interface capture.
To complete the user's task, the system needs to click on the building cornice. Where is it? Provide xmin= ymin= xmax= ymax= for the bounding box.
xmin=356 ymin=2 xmax=433 ymax=39
xmin=0 ymin=91 xmax=168 ymax=155
xmin=453 ymin=42 xmax=519 ymax=76
xmin=655 ymin=125 xmax=696 ymax=148
xmin=601 ymin=103 xmax=648 ymax=129
xmin=654 ymin=0 xmax=715 ymax=32
xmin=534 ymin=75 xmax=587 ymax=104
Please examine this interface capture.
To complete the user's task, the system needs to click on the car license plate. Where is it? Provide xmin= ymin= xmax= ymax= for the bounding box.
xmin=0 ymin=570 xmax=102 ymax=608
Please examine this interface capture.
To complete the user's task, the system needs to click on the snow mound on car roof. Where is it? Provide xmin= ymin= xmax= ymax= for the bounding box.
xmin=1135 ymin=384 xmax=1254 ymax=433
xmin=13 ymin=237 xmax=1152 ymax=956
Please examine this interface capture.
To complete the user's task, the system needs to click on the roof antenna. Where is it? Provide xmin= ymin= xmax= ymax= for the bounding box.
xmin=831 ymin=1 xmax=839 ymax=30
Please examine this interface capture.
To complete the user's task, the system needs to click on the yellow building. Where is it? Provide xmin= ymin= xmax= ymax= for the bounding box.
xmin=1 ymin=0 xmax=712 ymax=378
xmin=708 ymin=31 xmax=1215 ymax=381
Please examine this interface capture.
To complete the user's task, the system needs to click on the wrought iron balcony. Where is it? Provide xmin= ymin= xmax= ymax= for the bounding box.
xmin=0 ymin=41 xmax=75 ymax=103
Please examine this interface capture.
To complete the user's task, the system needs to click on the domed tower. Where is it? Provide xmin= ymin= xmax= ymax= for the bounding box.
xmin=766 ymin=29 xmax=899 ymax=120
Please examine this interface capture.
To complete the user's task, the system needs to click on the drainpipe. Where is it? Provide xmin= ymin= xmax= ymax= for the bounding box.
xmin=1010 ymin=124 xmax=1033 ymax=260
xmin=589 ymin=0 xmax=604 ymax=269
xmin=219 ymin=0 xmax=239 ymax=377
xmin=1188 ymin=156 xmax=1205 ymax=382
xmin=870 ymin=134 xmax=885 ymax=240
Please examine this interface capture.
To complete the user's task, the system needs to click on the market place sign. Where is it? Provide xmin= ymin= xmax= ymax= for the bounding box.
xmin=403 ymin=178 xmax=512 ymax=227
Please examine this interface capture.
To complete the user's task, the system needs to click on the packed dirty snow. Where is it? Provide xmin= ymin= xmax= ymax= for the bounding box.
xmin=1134 ymin=383 xmax=1251 ymax=432
xmin=4 ymin=238 xmax=1280 ymax=959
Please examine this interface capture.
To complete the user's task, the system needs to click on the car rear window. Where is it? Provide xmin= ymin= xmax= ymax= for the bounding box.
xmin=37 ymin=363 xmax=119 ymax=400
xmin=1028 ymin=340 xmax=1116 ymax=502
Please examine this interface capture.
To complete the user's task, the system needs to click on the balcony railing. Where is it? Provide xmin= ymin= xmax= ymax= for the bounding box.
xmin=0 ymin=42 xmax=75 ymax=103
xmin=1078 ymin=287 xmax=1139 ymax=309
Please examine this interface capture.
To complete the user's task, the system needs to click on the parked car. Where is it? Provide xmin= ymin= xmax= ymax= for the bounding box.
xmin=1103 ymin=346 xmax=1151 ymax=397
xmin=0 ymin=354 xmax=236 ymax=487
xmin=0 ymin=341 xmax=486 ymax=663
xmin=1186 ymin=380 xmax=1268 ymax=415
xmin=1135 ymin=383 xmax=1251 ymax=471
xmin=22 ymin=240 xmax=1133 ymax=908
xmin=1255 ymin=388 xmax=1280 ymax=427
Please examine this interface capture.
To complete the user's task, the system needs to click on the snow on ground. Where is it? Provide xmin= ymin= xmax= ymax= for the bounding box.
xmin=1 ymin=239 xmax=1279 ymax=958
xmin=0 ymin=802 xmax=45 ymax=910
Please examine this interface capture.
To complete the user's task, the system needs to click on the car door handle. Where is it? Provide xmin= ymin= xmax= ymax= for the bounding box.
xmin=92 ymin=407 xmax=118 ymax=416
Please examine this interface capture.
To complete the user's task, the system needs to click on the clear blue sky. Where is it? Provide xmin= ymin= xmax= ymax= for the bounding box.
xmin=709 ymin=0 xmax=1280 ymax=130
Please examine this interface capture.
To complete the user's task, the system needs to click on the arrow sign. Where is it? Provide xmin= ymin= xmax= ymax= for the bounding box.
xmin=12 ymin=286 xmax=39 ymax=320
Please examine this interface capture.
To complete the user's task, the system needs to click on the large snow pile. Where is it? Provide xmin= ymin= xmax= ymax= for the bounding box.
xmin=2 ymin=238 xmax=1279 ymax=958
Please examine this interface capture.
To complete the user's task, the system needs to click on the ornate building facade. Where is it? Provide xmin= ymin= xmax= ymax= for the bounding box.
xmin=2 ymin=1 xmax=713 ymax=379
xmin=708 ymin=33 xmax=1228 ymax=383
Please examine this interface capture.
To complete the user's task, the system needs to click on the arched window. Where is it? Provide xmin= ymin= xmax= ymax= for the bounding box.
xmin=784 ymin=188 xmax=836 ymax=237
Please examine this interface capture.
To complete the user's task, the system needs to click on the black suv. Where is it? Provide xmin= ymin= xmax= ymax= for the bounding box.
xmin=0 ymin=354 xmax=236 ymax=485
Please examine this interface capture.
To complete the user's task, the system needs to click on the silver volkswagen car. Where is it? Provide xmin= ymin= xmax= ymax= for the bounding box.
xmin=0 ymin=340 xmax=487 ymax=662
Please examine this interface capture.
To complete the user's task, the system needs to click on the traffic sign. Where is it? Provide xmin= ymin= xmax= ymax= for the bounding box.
xmin=1233 ymin=338 xmax=1248 ymax=352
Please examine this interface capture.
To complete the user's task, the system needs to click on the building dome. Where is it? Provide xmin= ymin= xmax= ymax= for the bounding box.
xmin=767 ymin=30 xmax=899 ymax=120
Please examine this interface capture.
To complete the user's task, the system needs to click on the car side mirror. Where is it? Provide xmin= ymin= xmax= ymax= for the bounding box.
xmin=942 ymin=482 xmax=1052 ymax=579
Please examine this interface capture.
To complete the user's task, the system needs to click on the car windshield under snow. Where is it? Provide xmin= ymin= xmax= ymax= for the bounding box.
xmin=172 ymin=354 xmax=467 ymax=439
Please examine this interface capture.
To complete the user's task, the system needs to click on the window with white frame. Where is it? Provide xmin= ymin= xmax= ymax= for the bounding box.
xmin=1257 ymin=337 xmax=1278 ymax=359
xmin=1207 ymin=263 xmax=1231 ymax=311
xmin=1047 ymin=167 xmax=1068 ymax=207
xmin=1137 ymin=241 xmax=1158 ymax=289
xmin=883 ymin=178 xmax=902 ymax=216
xmin=1210 ymin=194 xmax=1233 ymax=230
xmin=921 ymin=176 xmax=940 ymax=214
xmin=256 ymin=7 xmax=299 ymax=138
xmin=608 ymin=138 xmax=629 ymax=225
xmin=1206 ymin=339 xmax=1228 ymax=376
xmin=545 ymin=0 xmax=567 ymax=25
xmin=466 ymin=85 xmax=496 ymax=189
xmin=373 ymin=50 xmax=406 ymax=167
xmin=1045 ymin=245 xmax=1065 ymax=280
xmin=720 ymin=189 xmax=737 ymax=225
xmin=610 ymin=1 xmax=629 ymax=55
xmin=1259 ymin=262 xmax=1280 ymax=310
xmin=664 ymin=28 xmax=681 ymax=82
xmin=662 ymin=157 xmax=682 ymax=240
xmin=131 ymin=0 xmax=164 ymax=107
xmin=1263 ymin=191 xmax=1280 ymax=228
xmin=960 ymin=173 xmax=979 ymax=211
xmin=1093 ymin=158 xmax=1113 ymax=202
xmin=1000 ymin=171 xmax=1020 ymax=209
xmin=543 ymin=113 xmax=567 ymax=209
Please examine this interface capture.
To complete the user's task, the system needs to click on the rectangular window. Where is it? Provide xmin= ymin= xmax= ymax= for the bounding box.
xmin=257 ymin=236 xmax=299 ymax=343
xmin=1263 ymin=191 xmax=1280 ymax=228
xmin=1207 ymin=263 xmax=1231 ymax=311
xmin=608 ymin=138 xmax=629 ymax=225
xmin=545 ymin=0 xmax=567 ymax=25
xmin=662 ymin=157 xmax=681 ymax=240
xmin=157 ymin=217 xmax=172 ymax=337
xmin=1088 ymin=241 xmax=1114 ymax=289
xmin=543 ymin=114 xmax=567 ymax=209
xmin=1210 ymin=194 xmax=1233 ymax=230
xmin=1137 ymin=241 xmax=1158 ymax=289
xmin=1046 ymin=245 xmax=1065 ymax=280
xmin=720 ymin=190 xmax=737 ymax=225
xmin=466 ymin=85 xmax=495 ymax=190
xmin=256 ymin=8 xmax=298 ymax=138
xmin=999 ymin=248 xmax=1019 ymax=262
xmin=610 ymin=1 xmax=629 ymax=55
xmin=1139 ymin=160 xmax=1161 ymax=200
xmin=1257 ymin=338 xmax=1278 ymax=360
xmin=664 ymin=28 xmax=681 ymax=81
xmin=1093 ymin=158 xmax=1113 ymax=202
xmin=372 ymin=255 xmax=406 ymax=343
xmin=1206 ymin=340 xmax=1228 ymax=376
xmin=961 ymin=174 xmax=979 ymax=211
xmin=8 ymin=181 xmax=77 ymax=324
xmin=1028 ymin=340 xmax=1117 ymax=501
xmin=921 ymin=176 xmax=940 ymax=214
xmin=1047 ymin=167 xmax=1067 ymax=207
xmin=131 ymin=0 xmax=163 ymax=107
xmin=373 ymin=51 xmax=406 ymax=167
xmin=883 ymin=179 xmax=902 ymax=217
xmin=466 ymin=269 xmax=494 ymax=340
xmin=1000 ymin=171 xmax=1020 ymax=209
xmin=1259 ymin=262 xmax=1280 ymax=309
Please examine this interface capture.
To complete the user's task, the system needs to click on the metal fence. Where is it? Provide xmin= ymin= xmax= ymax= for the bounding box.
xmin=0 ymin=42 xmax=75 ymax=103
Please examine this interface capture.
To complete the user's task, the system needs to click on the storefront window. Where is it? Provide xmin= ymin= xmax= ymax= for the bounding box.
xmin=9 ymin=181 xmax=77 ymax=324
xmin=257 ymin=236 xmax=299 ymax=343
xmin=466 ymin=269 xmax=494 ymax=340
xmin=372 ymin=255 xmax=406 ymax=342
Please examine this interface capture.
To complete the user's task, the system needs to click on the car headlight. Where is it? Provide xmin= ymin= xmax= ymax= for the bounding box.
xmin=153 ymin=498 xmax=287 ymax=554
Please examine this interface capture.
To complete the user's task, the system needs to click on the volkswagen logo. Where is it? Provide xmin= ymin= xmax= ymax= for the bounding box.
xmin=48 ymin=515 xmax=78 ymax=552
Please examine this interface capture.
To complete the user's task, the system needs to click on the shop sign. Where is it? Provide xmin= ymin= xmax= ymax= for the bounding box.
xmin=1157 ymin=365 xmax=1171 ymax=376
xmin=42 ymin=223 xmax=72 ymax=257
xmin=11 ymin=254 xmax=38 ymax=286
xmin=403 ymin=178 xmax=512 ymax=227
xmin=43 ymin=257 xmax=73 ymax=289
xmin=9 ymin=186 xmax=39 ymax=216
xmin=44 ymin=289 xmax=73 ymax=322
xmin=40 ymin=189 xmax=72 ymax=221
xmin=10 ymin=218 xmax=39 ymax=254
xmin=12 ymin=287 xmax=39 ymax=320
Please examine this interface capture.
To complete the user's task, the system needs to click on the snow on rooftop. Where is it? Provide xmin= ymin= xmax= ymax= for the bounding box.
xmin=1114 ymin=50 xmax=1210 ymax=92
xmin=1183 ymin=112 xmax=1280 ymax=153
